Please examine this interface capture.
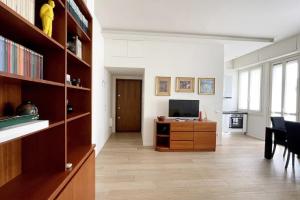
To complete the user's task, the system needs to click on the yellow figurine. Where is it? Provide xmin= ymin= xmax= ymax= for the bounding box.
xmin=40 ymin=0 xmax=55 ymax=37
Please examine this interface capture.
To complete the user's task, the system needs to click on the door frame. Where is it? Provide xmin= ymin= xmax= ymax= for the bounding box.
xmin=112 ymin=75 xmax=144 ymax=133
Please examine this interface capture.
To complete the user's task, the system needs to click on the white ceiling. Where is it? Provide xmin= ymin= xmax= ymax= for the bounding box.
xmin=95 ymin=0 xmax=300 ymax=61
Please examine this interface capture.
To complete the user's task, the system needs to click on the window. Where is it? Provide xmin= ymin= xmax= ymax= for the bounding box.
xmin=238 ymin=71 xmax=249 ymax=110
xmin=238 ymin=67 xmax=262 ymax=111
xmin=270 ymin=59 xmax=299 ymax=122
xmin=249 ymin=68 xmax=262 ymax=111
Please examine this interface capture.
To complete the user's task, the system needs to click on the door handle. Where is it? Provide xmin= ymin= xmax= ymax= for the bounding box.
xmin=117 ymin=116 xmax=121 ymax=119
xmin=117 ymin=107 xmax=121 ymax=110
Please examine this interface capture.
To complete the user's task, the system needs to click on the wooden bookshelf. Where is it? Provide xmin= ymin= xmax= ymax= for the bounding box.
xmin=0 ymin=0 xmax=94 ymax=199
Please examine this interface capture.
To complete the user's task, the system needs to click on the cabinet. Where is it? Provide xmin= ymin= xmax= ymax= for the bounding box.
xmin=57 ymin=151 xmax=95 ymax=200
xmin=155 ymin=119 xmax=217 ymax=152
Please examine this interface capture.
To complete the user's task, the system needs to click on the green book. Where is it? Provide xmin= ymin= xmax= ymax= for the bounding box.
xmin=0 ymin=114 xmax=39 ymax=129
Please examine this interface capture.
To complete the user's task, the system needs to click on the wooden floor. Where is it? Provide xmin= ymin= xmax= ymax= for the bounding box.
xmin=96 ymin=133 xmax=300 ymax=200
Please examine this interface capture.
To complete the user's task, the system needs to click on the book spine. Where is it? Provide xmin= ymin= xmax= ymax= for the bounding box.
xmin=0 ymin=36 xmax=4 ymax=72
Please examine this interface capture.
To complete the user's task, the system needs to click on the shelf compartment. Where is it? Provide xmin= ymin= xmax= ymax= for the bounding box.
xmin=67 ymin=144 xmax=94 ymax=171
xmin=67 ymin=11 xmax=91 ymax=42
xmin=22 ymin=85 xmax=65 ymax=123
xmin=67 ymin=112 xmax=90 ymax=122
xmin=67 ymin=116 xmax=92 ymax=166
xmin=67 ymin=49 xmax=91 ymax=68
xmin=67 ymin=89 xmax=91 ymax=115
xmin=156 ymin=137 xmax=170 ymax=149
xmin=0 ymin=72 xmax=65 ymax=88
xmin=67 ymin=84 xmax=91 ymax=91
xmin=0 ymin=2 xmax=64 ymax=52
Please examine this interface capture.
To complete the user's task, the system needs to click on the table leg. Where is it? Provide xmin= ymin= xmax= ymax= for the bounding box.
xmin=265 ymin=127 xmax=273 ymax=159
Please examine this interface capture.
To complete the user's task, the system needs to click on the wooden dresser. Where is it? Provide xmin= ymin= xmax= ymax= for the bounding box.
xmin=155 ymin=119 xmax=216 ymax=152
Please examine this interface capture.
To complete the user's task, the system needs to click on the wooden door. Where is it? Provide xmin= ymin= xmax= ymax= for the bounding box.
xmin=116 ymin=79 xmax=142 ymax=132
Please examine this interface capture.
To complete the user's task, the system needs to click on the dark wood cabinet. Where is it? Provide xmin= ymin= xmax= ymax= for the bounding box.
xmin=155 ymin=120 xmax=216 ymax=152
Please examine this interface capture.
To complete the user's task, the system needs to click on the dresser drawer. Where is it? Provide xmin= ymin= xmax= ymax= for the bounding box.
xmin=170 ymin=122 xmax=194 ymax=132
xmin=194 ymin=122 xmax=216 ymax=132
xmin=170 ymin=141 xmax=193 ymax=150
xmin=170 ymin=132 xmax=193 ymax=141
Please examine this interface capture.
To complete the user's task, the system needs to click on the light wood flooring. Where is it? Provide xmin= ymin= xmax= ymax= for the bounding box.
xmin=96 ymin=133 xmax=300 ymax=200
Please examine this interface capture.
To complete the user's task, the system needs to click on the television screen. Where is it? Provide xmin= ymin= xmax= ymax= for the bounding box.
xmin=169 ymin=100 xmax=199 ymax=118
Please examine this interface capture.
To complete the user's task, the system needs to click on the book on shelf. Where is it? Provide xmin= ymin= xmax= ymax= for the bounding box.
xmin=67 ymin=0 xmax=89 ymax=34
xmin=0 ymin=35 xmax=43 ymax=79
xmin=0 ymin=0 xmax=35 ymax=24
xmin=67 ymin=35 xmax=82 ymax=59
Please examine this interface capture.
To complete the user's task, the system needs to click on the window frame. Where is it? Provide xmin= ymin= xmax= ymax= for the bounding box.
xmin=238 ymin=65 xmax=263 ymax=113
xmin=269 ymin=56 xmax=300 ymax=121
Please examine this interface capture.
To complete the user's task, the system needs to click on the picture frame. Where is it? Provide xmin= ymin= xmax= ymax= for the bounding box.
xmin=155 ymin=76 xmax=171 ymax=96
xmin=176 ymin=77 xmax=195 ymax=93
xmin=198 ymin=78 xmax=215 ymax=95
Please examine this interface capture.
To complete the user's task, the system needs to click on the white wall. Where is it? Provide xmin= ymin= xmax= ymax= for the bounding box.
xmin=104 ymin=35 xmax=224 ymax=146
xmin=87 ymin=1 xmax=112 ymax=155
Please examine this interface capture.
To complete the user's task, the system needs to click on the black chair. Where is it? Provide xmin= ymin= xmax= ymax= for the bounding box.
xmin=270 ymin=117 xmax=288 ymax=157
xmin=285 ymin=121 xmax=300 ymax=168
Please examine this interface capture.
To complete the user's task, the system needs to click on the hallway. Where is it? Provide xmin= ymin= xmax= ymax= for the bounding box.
xmin=96 ymin=133 xmax=300 ymax=200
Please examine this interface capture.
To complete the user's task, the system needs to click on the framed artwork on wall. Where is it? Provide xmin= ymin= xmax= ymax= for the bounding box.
xmin=176 ymin=77 xmax=195 ymax=93
xmin=155 ymin=76 xmax=171 ymax=96
xmin=198 ymin=78 xmax=215 ymax=95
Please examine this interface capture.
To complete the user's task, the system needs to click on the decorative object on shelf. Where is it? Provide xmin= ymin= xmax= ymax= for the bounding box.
xmin=66 ymin=74 xmax=71 ymax=85
xmin=0 ymin=0 xmax=35 ymax=24
xmin=198 ymin=78 xmax=215 ymax=95
xmin=67 ymin=35 xmax=82 ymax=58
xmin=176 ymin=77 xmax=195 ymax=93
xmin=40 ymin=0 xmax=55 ymax=37
xmin=155 ymin=76 xmax=171 ymax=96
xmin=0 ymin=35 xmax=44 ymax=78
xmin=198 ymin=111 xmax=202 ymax=121
xmin=67 ymin=100 xmax=73 ymax=113
xmin=71 ymin=77 xmax=81 ymax=87
xmin=157 ymin=116 xmax=166 ymax=122
xmin=16 ymin=100 xmax=39 ymax=116
xmin=0 ymin=114 xmax=39 ymax=129
xmin=67 ymin=0 xmax=89 ymax=33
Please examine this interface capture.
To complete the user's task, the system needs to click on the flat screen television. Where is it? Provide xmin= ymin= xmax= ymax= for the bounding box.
xmin=169 ymin=99 xmax=199 ymax=118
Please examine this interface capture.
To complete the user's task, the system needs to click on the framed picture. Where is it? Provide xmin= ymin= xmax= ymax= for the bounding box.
xmin=176 ymin=77 xmax=195 ymax=93
xmin=155 ymin=76 xmax=171 ymax=96
xmin=198 ymin=78 xmax=215 ymax=95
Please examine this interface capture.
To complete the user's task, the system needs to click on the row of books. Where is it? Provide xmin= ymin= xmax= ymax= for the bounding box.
xmin=0 ymin=36 xmax=44 ymax=79
xmin=67 ymin=0 xmax=89 ymax=33
xmin=0 ymin=0 xmax=35 ymax=24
